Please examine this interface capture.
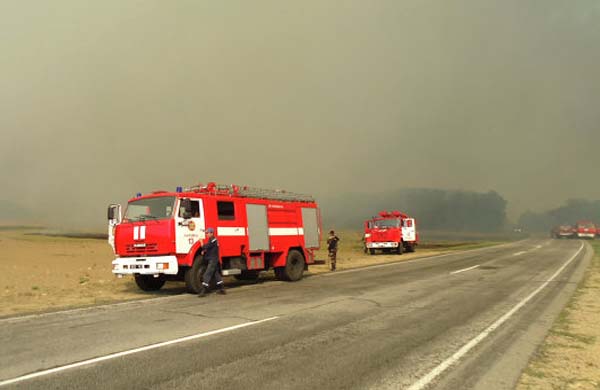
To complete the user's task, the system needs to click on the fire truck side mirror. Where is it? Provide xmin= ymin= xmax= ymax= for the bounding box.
xmin=107 ymin=204 xmax=122 ymax=223
xmin=180 ymin=198 xmax=193 ymax=219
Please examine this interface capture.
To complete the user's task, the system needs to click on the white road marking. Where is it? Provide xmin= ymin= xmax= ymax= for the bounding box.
xmin=0 ymin=316 xmax=279 ymax=387
xmin=0 ymin=294 xmax=185 ymax=324
xmin=450 ymin=265 xmax=480 ymax=275
xmin=322 ymin=241 xmax=524 ymax=278
xmin=407 ymin=242 xmax=585 ymax=390
xmin=321 ymin=256 xmax=446 ymax=276
xmin=513 ymin=251 xmax=527 ymax=256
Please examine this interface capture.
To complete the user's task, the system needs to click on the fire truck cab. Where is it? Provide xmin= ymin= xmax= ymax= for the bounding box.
xmin=363 ymin=211 xmax=418 ymax=255
xmin=107 ymin=182 xmax=321 ymax=293
xmin=575 ymin=220 xmax=596 ymax=239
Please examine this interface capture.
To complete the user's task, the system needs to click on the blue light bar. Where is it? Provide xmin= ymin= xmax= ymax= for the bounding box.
xmin=136 ymin=192 xmax=142 ymax=197
xmin=176 ymin=186 xmax=183 ymax=193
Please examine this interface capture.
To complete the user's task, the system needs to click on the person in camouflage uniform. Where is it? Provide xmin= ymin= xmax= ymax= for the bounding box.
xmin=327 ymin=230 xmax=340 ymax=271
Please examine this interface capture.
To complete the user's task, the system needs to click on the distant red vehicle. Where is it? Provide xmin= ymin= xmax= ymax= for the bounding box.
xmin=363 ymin=211 xmax=418 ymax=255
xmin=551 ymin=224 xmax=575 ymax=239
xmin=575 ymin=220 xmax=596 ymax=239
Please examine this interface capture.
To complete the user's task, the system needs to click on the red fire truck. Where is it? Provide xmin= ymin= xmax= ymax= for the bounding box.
xmin=107 ymin=182 xmax=321 ymax=292
xmin=575 ymin=220 xmax=596 ymax=239
xmin=363 ymin=211 xmax=418 ymax=255
xmin=550 ymin=224 xmax=575 ymax=239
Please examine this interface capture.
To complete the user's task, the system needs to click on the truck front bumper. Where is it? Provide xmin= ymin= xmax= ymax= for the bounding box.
xmin=366 ymin=242 xmax=398 ymax=249
xmin=577 ymin=233 xmax=595 ymax=238
xmin=112 ymin=256 xmax=179 ymax=276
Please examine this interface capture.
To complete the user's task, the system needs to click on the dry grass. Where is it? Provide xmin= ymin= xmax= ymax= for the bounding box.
xmin=517 ymin=241 xmax=600 ymax=390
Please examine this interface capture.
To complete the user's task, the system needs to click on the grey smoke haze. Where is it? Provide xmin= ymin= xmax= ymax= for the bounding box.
xmin=1 ymin=1 xmax=599 ymax=229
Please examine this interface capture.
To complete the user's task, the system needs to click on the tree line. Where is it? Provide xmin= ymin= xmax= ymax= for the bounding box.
xmin=518 ymin=199 xmax=600 ymax=232
xmin=320 ymin=188 xmax=507 ymax=232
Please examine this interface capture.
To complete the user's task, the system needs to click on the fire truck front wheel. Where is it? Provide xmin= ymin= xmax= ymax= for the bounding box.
xmin=275 ymin=250 xmax=305 ymax=282
xmin=185 ymin=255 xmax=215 ymax=293
xmin=134 ymin=274 xmax=166 ymax=291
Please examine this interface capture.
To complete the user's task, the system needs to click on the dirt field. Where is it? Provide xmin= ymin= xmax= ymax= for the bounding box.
xmin=0 ymin=229 xmax=151 ymax=317
xmin=517 ymin=241 xmax=600 ymax=390
xmin=0 ymin=228 xmax=499 ymax=317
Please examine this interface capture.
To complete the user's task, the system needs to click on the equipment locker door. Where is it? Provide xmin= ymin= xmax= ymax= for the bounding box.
xmin=246 ymin=204 xmax=269 ymax=251
xmin=301 ymin=207 xmax=320 ymax=248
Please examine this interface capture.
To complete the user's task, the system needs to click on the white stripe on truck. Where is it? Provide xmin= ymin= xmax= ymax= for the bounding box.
xmin=269 ymin=228 xmax=303 ymax=236
xmin=214 ymin=227 xmax=305 ymax=236
xmin=217 ymin=227 xmax=246 ymax=236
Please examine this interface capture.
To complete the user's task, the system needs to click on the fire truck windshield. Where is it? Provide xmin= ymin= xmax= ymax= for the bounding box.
xmin=373 ymin=219 xmax=399 ymax=228
xmin=124 ymin=196 xmax=175 ymax=222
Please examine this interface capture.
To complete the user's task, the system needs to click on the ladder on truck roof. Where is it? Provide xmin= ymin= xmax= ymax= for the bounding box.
xmin=184 ymin=182 xmax=315 ymax=203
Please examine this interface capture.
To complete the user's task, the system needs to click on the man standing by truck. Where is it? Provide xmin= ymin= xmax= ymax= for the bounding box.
xmin=198 ymin=228 xmax=226 ymax=297
xmin=327 ymin=230 xmax=340 ymax=271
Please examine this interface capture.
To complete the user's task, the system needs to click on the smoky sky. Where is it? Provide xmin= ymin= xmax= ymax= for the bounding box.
xmin=1 ymin=0 xmax=599 ymax=229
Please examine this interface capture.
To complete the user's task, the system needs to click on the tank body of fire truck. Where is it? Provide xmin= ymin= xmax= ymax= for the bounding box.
xmin=363 ymin=211 xmax=418 ymax=255
xmin=575 ymin=220 xmax=596 ymax=239
xmin=107 ymin=182 xmax=321 ymax=292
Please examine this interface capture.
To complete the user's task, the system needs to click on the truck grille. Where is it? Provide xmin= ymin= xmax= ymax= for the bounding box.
xmin=125 ymin=243 xmax=158 ymax=254
xmin=373 ymin=233 xmax=388 ymax=240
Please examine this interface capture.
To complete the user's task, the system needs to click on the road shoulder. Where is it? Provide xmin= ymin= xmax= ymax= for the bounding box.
xmin=517 ymin=241 xmax=600 ymax=389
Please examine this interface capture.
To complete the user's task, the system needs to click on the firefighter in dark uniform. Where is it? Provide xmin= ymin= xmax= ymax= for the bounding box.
xmin=198 ymin=228 xmax=226 ymax=297
xmin=327 ymin=230 xmax=340 ymax=271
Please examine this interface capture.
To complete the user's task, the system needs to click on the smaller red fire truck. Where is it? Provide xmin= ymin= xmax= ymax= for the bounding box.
xmin=363 ymin=211 xmax=418 ymax=255
xmin=107 ymin=182 xmax=321 ymax=293
xmin=575 ymin=220 xmax=596 ymax=239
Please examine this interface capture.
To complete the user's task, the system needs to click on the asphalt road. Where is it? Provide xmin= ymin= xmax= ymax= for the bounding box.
xmin=0 ymin=239 xmax=591 ymax=390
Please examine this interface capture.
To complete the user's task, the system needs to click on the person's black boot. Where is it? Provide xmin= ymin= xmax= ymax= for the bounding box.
xmin=198 ymin=286 xmax=208 ymax=298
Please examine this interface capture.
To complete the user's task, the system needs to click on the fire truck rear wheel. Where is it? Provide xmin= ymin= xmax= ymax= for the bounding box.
xmin=369 ymin=248 xmax=375 ymax=255
xmin=134 ymin=274 xmax=166 ymax=291
xmin=277 ymin=250 xmax=305 ymax=281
